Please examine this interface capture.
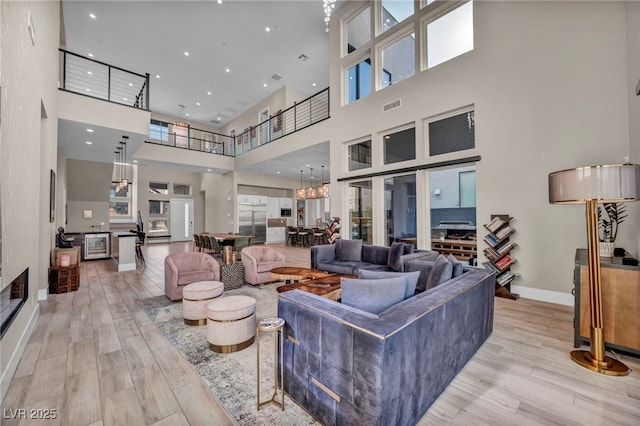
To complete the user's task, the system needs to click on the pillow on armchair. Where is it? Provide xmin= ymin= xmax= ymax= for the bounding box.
xmin=337 ymin=239 xmax=363 ymax=262
xmin=341 ymin=276 xmax=407 ymax=314
xmin=425 ymin=255 xmax=454 ymax=290
xmin=387 ymin=242 xmax=406 ymax=271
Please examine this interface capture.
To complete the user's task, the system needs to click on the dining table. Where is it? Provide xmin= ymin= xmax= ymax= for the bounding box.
xmin=203 ymin=233 xmax=256 ymax=244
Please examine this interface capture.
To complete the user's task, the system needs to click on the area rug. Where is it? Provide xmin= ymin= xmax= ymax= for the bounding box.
xmin=138 ymin=283 xmax=318 ymax=425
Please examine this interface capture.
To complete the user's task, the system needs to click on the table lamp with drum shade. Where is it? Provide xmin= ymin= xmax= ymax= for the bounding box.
xmin=548 ymin=163 xmax=640 ymax=375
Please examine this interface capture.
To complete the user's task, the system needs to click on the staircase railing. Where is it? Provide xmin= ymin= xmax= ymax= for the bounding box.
xmin=59 ymin=49 xmax=150 ymax=110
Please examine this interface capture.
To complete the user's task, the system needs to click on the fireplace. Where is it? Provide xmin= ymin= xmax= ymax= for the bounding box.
xmin=0 ymin=268 xmax=28 ymax=339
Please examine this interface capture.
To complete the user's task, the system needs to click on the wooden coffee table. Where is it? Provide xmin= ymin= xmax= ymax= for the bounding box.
xmin=269 ymin=267 xmax=333 ymax=284
xmin=276 ymin=273 xmax=356 ymax=301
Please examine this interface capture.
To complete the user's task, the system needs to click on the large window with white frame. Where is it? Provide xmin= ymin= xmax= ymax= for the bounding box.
xmin=427 ymin=108 xmax=475 ymax=156
xmin=348 ymin=180 xmax=373 ymax=244
xmin=424 ymin=1 xmax=474 ymax=69
xmin=345 ymin=6 xmax=371 ymax=57
xmin=380 ymin=0 xmax=414 ymax=34
xmin=110 ymin=182 xmax=132 ymax=218
xmin=383 ymin=125 xmax=416 ymax=164
xmin=347 ymin=139 xmax=372 ymax=171
xmin=347 ymin=57 xmax=372 ymax=103
xmin=385 ymin=173 xmax=417 ymax=246
xmin=379 ymin=30 xmax=415 ymax=88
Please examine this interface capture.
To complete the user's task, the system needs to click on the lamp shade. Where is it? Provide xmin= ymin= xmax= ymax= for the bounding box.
xmin=549 ymin=164 xmax=640 ymax=204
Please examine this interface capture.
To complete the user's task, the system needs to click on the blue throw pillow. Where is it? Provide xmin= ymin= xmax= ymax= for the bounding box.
xmin=387 ymin=242 xmax=405 ymax=271
xmin=403 ymin=243 xmax=415 ymax=255
xmin=425 ymin=255 xmax=453 ymax=290
xmin=338 ymin=239 xmax=363 ymax=262
xmin=340 ymin=276 xmax=406 ymax=314
xmin=358 ymin=269 xmax=420 ymax=299
xmin=447 ymin=254 xmax=464 ymax=277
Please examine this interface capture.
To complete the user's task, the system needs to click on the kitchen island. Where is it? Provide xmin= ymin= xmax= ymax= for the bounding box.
xmin=110 ymin=231 xmax=137 ymax=271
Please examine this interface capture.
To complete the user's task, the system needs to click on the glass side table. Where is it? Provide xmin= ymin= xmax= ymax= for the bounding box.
xmin=256 ymin=317 xmax=285 ymax=411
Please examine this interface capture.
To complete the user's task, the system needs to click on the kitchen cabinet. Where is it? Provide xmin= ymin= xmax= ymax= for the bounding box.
xmin=279 ymin=197 xmax=292 ymax=209
xmin=267 ymin=197 xmax=280 ymax=218
xmin=266 ymin=226 xmax=286 ymax=243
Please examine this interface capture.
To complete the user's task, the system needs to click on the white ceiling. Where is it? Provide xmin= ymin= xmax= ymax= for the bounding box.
xmin=60 ymin=0 xmax=335 ymax=179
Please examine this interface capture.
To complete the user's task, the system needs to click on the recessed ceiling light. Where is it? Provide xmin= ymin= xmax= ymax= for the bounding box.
xmin=306 ymin=164 xmax=310 ymax=167
xmin=312 ymin=83 xmax=317 ymax=87
xmin=133 ymin=160 xmax=139 ymax=163
xmin=225 ymin=68 xmax=230 ymax=73
xmin=88 ymin=53 xmax=94 ymax=58
xmin=85 ymin=141 xmax=93 ymax=145
xmin=207 ymin=91 xmax=212 ymax=95
xmin=263 ymin=83 xmax=267 ymax=87
xmin=123 ymin=97 xmax=128 ymax=101
xmin=185 ymin=113 xmax=190 ymax=117
xmin=128 ymin=83 xmax=133 ymax=86
xmin=86 ymin=88 xmax=91 ymax=92
xmin=217 ymin=0 xmax=222 ymax=4
xmin=196 ymin=102 xmax=200 ymax=106
xmin=208 ymin=169 xmax=212 ymax=172
xmin=265 ymin=27 xmax=270 ymax=32
xmin=276 ymin=171 xmax=280 ymax=174
xmin=89 ymin=13 xmax=96 ymax=19
xmin=184 ymin=51 xmax=190 ymax=56
xmin=87 ymin=71 xmax=93 ymax=75
xmin=86 ymin=128 xmax=94 ymax=133
xmin=155 ymin=74 xmax=160 ymax=78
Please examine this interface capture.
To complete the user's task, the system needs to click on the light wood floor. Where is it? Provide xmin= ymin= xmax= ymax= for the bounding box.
xmin=2 ymin=242 xmax=639 ymax=425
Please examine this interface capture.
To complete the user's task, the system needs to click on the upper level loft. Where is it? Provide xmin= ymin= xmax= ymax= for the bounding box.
xmin=59 ymin=48 xmax=330 ymax=160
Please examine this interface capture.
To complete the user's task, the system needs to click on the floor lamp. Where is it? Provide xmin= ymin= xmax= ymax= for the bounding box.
xmin=549 ymin=163 xmax=640 ymax=376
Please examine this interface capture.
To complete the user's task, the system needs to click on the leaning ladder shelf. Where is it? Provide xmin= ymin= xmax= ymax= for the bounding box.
xmin=482 ymin=215 xmax=519 ymax=300
xmin=325 ymin=217 xmax=341 ymax=244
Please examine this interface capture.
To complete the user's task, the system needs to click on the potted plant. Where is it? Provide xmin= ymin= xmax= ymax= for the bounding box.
xmin=598 ymin=202 xmax=627 ymax=257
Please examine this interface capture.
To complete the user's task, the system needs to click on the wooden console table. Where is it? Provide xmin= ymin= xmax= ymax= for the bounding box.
xmin=574 ymin=249 xmax=640 ymax=355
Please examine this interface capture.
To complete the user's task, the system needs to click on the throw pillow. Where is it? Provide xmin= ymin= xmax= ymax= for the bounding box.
xmin=425 ymin=255 xmax=453 ymax=290
xmin=387 ymin=242 xmax=406 ymax=271
xmin=341 ymin=276 xmax=407 ymax=314
xmin=338 ymin=239 xmax=363 ymax=262
xmin=358 ymin=269 xmax=421 ymax=299
xmin=447 ymin=254 xmax=464 ymax=277
xmin=403 ymin=243 xmax=415 ymax=255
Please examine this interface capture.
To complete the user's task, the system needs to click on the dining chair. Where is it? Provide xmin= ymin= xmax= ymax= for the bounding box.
xmin=193 ymin=234 xmax=202 ymax=252
xmin=209 ymin=235 xmax=222 ymax=257
xmin=232 ymin=236 xmax=250 ymax=258
xmin=136 ymin=231 xmax=146 ymax=266
xmin=286 ymin=226 xmax=298 ymax=247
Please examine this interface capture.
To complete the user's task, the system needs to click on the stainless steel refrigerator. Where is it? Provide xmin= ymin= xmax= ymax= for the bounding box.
xmin=238 ymin=202 xmax=267 ymax=244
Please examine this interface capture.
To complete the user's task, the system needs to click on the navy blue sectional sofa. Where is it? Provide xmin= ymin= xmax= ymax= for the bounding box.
xmin=277 ymin=266 xmax=495 ymax=425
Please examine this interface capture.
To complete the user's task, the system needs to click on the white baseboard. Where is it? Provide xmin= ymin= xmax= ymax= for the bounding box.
xmin=0 ymin=304 xmax=40 ymax=404
xmin=511 ymin=285 xmax=574 ymax=306
xmin=37 ymin=288 xmax=48 ymax=301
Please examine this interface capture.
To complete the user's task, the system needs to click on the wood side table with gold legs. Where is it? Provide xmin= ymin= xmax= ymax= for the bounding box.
xmin=256 ymin=317 xmax=285 ymax=411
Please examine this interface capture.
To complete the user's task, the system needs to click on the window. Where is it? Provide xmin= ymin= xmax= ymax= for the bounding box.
xmin=385 ymin=174 xmax=417 ymax=246
xmin=459 ymin=170 xmax=476 ymax=208
xmin=173 ymin=183 xmax=191 ymax=195
xmin=149 ymin=200 xmax=170 ymax=237
xmin=149 ymin=182 xmax=169 ymax=195
xmin=348 ymin=180 xmax=373 ymax=244
xmin=346 ymin=7 xmax=371 ymax=56
xmin=149 ymin=119 xmax=169 ymax=142
xmin=348 ymin=140 xmax=372 ymax=171
xmin=110 ymin=182 xmax=131 ymax=218
xmin=426 ymin=1 xmax=474 ymax=68
xmin=428 ymin=110 xmax=475 ymax=156
xmin=380 ymin=32 xmax=415 ymax=88
xmin=381 ymin=0 xmax=414 ymax=33
xmin=347 ymin=58 xmax=371 ymax=103
xmin=383 ymin=127 xmax=416 ymax=164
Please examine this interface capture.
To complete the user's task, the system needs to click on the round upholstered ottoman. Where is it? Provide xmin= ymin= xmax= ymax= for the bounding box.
xmin=206 ymin=295 xmax=257 ymax=353
xmin=182 ymin=281 xmax=224 ymax=326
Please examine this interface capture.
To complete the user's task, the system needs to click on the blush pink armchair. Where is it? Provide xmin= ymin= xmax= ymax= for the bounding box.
xmin=165 ymin=252 xmax=220 ymax=300
xmin=241 ymin=246 xmax=286 ymax=285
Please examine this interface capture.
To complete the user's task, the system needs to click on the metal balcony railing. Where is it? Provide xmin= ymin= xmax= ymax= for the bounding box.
xmin=59 ymin=49 xmax=150 ymax=110
xmin=143 ymin=87 xmax=330 ymax=158
xmin=146 ymin=120 xmax=234 ymax=156
xmin=234 ymin=87 xmax=330 ymax=155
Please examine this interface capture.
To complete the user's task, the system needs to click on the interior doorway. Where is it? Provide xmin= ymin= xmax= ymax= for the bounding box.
xmin=170 ymin=198 xmax=194 ymax=242
xmin=258 ymin=108 xmax=269 ymax=145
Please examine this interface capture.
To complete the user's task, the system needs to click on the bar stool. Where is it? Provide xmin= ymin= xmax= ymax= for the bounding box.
xmin=296 ymin=227 xmax=310 ymax=247
xmin=312 ymin=228 xmax=325 ymax=246
xmin=286 ymin=226 xmax=297 ymax=247
xmin=257 ymin=317 xmax=285 ymax=411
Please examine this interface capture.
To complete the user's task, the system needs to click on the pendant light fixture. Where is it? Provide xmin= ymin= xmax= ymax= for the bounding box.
xmin=296 ymin=170 xmax=306 ymax=199
xmin=296 ymin=166 xmax=330 ymax=200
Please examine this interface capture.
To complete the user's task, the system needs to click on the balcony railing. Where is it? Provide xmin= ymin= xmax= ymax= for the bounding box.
xmin=146 ymin=120 xmax=234 ymax=156
xmin=59 ymin=49 xmax=150 ymax=110
xmin=234 ymin=87 xmax=330 ymax=155
xmin=144 ymin=87 xmax=330 ymax=158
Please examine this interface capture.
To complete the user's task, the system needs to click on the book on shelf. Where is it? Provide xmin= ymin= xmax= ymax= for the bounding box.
xmin=483 ymin=247 xmax=502 ymax=262
xmin=495 ymin=255 xmax=513 ymax=268
xmin=495 ymin=240 xmax=517 ymax=255
xmin=484 ymin=234 xmax=498 ymax=246
xmin=485 ymin=216 xmax=507 ymax=233
xmin=482 ymin=262 xmax=500 ymax=274
xmin=497 ymin=271 xmax=519 ymax=286
xmin=495 ymin=225 xmax=513 ymax=240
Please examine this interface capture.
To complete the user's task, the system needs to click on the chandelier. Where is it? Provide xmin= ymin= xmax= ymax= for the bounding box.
xmin=114 ymin=136 xmax=131 ymax=193
xmin=296 ymin=165 xmax=330 ymax=199
xmin=323 ymin=0 xmax=336 ymax=32
xmin=174 ymin=104 xmax=188 ymax=127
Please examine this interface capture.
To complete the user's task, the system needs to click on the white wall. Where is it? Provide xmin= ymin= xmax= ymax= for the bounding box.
xmin=626 ymin=1 xmax=640 ymax=257
xmin=328 ymin=1 xmax=634 ymax=298
xmin=0 ymin=0 xmax=60 ymax=400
